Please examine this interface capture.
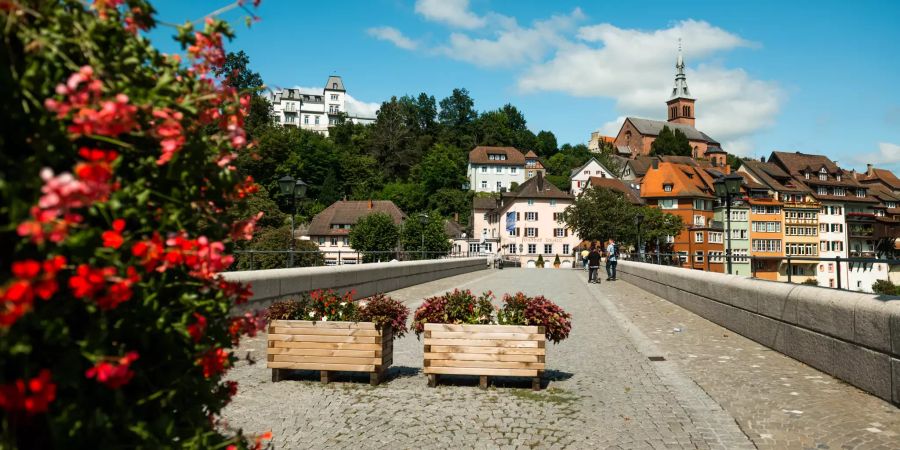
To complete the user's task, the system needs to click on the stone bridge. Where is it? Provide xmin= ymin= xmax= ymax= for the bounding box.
xmin=222 ymin=261 xmax=900 ymax=449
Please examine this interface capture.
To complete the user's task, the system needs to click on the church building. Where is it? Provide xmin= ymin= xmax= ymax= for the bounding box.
xmin=612 ymin=44 xmax=725 ymax=165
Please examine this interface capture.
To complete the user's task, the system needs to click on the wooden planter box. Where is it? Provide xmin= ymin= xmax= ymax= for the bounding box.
xmin=267 ymin=320 xmax=392 ymax=385
xmin=422 ymin=323 xmax=546 ymax=390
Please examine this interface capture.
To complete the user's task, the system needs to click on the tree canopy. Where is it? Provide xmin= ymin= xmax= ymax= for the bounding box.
xmin=400 ymin=214 xmax=453 ymax=259
xmin=650 ymin=126 xmax=692 ymax=157
xmin=348 ymin=213 xmax=400 ymax=262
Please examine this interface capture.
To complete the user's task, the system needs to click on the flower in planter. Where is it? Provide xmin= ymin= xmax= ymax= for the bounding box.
xmin=412 ymin=289 xmax=495 ymax=336
xmin=265 ymin=291 xmax=410 ymax=340
xmin=498 ymin=293 xmax=572 ymax=344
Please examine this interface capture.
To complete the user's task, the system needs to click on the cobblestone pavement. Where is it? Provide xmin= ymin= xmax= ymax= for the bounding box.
xmin=223 ymin=269 xmax=755 ymax=449
xmin=603 ymin=276 xmax=900 ymax=449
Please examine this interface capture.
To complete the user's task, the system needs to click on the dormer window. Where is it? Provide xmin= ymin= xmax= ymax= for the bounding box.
xmin=856 ymin=189 xmax=865 ymax=198
xmin=819 ymin=173 xmax=826 ymax=181
xmin=663 ymin=184 xmax=673 ymax=192
xmin=836 ymin=175 xmax=842 ymax=181
xmin=804 ymin=173 xmax=810 ymax=179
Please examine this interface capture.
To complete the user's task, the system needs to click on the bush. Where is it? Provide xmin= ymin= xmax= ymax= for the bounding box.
xmin=536 ymin=254 xmax=545 ymax=268
xmin=412 ymin=289 xmax=494 ymax=335
xmin=0 ymin=1 xmax=270 ymax=447
xmin=497 ymin=293 xmax=572 ymax=344
xmin=265 ymin=291 xmax=409 ymax=340
xmin=553 ymin=254 xmax=561 ymax=266
xmin=801 ymin=279 xmax=819 ymax=286
xmin=872 ymin=280 xmax=900 ymax=296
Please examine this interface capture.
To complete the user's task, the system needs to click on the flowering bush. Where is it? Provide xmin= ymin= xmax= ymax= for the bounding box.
xmin=498 ymin=293 xmax=573 ymax=344
xmin=0 ymin=0 xmax=270 ymax=448
xmin=412 ymin=289 xmax=495 ymax=336
xmin=265 ymin=291 xmax=410 ymax=339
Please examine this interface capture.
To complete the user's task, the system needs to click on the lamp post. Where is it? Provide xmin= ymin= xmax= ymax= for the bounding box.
xmin=713 ymin=173 xmax=743 ymax=274
xmin=418 ymin=213 xmax=429 ymax=260
xmin=633 ymin=211 xmax=644 ymax=261
xmin=278 ymin=175 xmax=308 ymax=267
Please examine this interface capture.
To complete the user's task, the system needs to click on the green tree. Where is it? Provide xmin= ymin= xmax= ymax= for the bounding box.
xmin=349 ymin=213 xmax=400 ymax=262
xmin=415 ymin=92 xmax=438 ymax=134
xmin=534 ymin=130 xmax=558 ymax=156
xmin=438 ymin=88 xmax=477 ymax=148
xmin=378 ymin=182 xmax=426 ymax=214
xmin=234 ymin=226 xmax=324 ymax=269
xmin=368 ymin=96 xmax=418 ymax=177
xmin=400 ymin=214 xmax=453 ymax=259
xmin=413 ymin=143 xmax=466 ymax=193
xmin=650 ymin=126 xmax=692 ymax=156
xmin=726 ymin=153 xmax=744 ymax=170
xmin=215 ymin=50 xmax=263 ymax=90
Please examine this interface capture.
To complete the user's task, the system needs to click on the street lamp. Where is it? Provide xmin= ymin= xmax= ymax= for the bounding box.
xmin=633 ymin=211 xmax=644 ymax=261
xmin=278 ymin=175 xmax=308 ymax=267
xmin=418 ymin=213 xmax=429 ymax=260
xmin=713 ymin=173 xmax=743 ymax=274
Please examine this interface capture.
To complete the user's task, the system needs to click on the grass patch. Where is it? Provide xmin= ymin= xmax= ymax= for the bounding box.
xmin=509 ymin=387 xmax=578 ymax=404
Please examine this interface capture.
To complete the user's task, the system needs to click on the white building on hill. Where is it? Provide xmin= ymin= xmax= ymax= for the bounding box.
xmin=270 ymin=75 xmax=374 ymax=136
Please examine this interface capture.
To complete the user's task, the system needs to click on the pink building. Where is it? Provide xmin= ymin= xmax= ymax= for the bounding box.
xmin=471 ymin=173 xmax=581 ymax=268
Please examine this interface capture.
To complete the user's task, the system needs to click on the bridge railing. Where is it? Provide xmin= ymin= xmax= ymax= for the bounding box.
xmin=620 ymin=252 xmax=900 ymax=292
xmin=230 ymin=250 xmax=481 ymax=271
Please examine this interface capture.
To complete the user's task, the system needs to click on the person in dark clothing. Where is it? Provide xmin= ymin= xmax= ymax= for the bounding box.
xmin=587 ymin=245 xmax=602 ymax=284
xmin=606 ymin=239 xmax=618 ymax=281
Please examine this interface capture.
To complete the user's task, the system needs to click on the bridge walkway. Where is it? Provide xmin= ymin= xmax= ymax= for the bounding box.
xmin=223 ymin=269 xmax=900 ymax=449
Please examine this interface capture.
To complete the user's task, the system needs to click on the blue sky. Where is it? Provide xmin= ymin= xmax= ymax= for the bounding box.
xmin=148 ymin=0 xmax=900 ymax=171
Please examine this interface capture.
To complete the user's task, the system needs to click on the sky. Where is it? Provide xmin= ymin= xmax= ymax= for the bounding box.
xmin=147 ymin=0 xmax=900 ymax=172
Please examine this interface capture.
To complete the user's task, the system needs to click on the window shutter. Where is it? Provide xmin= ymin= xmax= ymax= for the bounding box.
xmin=565 ymin=229 xmax=569 ymax=237
xmin=516 ymin=212 xmax=520 ymax=221
xmin=535 ymin=212 xmax=539 ymax=221
xmin=535 ymin=228 xmax=539 ymax=237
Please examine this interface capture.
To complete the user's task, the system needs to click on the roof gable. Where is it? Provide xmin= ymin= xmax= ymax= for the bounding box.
xmin=624 ymin=117 xmax=717 ymax=143
xmin=307 ymin=200 xmax=406 ymax=236
xmin=569 ymin=157 xmax=615 ymax=178
xmin=468 ymin=146 xmax=526 ymax=166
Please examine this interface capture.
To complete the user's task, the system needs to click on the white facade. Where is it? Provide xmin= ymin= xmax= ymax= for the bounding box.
xmin=816 ymin=202 xmax=849 ymax=288
xmin=570 ymin=158 xmax=617 ymax=196
xmin=468 ymin=163 xmax=526 ymax=193
xmin=270 ymin=75 xmax=374 ymax=136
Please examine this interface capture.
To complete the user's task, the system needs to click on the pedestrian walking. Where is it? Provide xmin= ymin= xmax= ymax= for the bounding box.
xmin=606 ymin=239 xmax=619 ymax=281
xmin=580 ymin=247 xmax=590 ymax=271
xmin=587 ymin=245 xmax=602 ymax=284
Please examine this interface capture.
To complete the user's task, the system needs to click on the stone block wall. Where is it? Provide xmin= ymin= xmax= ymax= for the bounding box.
xmin=616 ymin=260 xmax=900 ymax=405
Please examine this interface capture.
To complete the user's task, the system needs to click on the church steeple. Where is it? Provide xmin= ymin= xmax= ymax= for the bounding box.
xmin=666 ymin=39 xmax=696 ymax=127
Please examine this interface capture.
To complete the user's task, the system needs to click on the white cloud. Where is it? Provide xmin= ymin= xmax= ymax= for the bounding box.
xmin=851 ymin=142 xmax=900 ymax=170
xmin=517 ymin=19 xmax=777 ymax=156
xmin=435 ymin=9 xmax=584 ymax=68
xmin=292 ymin=86 xmax=380 ymax=118
xmin=415 ymin=0 xmax=485 ymax=29
xmin=367 ymin=26 xmax=418 ymax=50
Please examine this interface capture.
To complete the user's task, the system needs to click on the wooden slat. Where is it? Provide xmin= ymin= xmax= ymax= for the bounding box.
xmin=267 ymin=362 xmax=375 ymax=372
xmin=268 ymin=327 xmax=382 ymax=337
xmin=424 ymin=352 xmax=542 ymax=363
xmin=268 ymin=334 xmax=380 ymax=344
xmin=424 ymin=339 xmax=542 ymax=348
xmin=269 ymin=320 xmax=376 ymax=329
xmin=267 ymin=348 xmax=377 ymax=358
xmin=424 ymin=324 xmax=542 ymax=333
xmin=423 ymin=366 xmax=539 ymax=377
xmin=426 ymin=359 xmax=545 ymax=370
xmin=270 ymin=341 xmax=382 ymax=351
xmin=427 ymin=331 xmax=545 ymax=341
xmin=269 ymin=355 xmax=381 ymax=365
xmin=428 ymin=346 xmax=545 ymax=355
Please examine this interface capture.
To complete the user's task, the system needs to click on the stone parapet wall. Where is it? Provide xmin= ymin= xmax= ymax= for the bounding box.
xmin=616 ymin=260 xmax=900 ymax=405
xmin=222 ymin=258 xmax=487 ymax=311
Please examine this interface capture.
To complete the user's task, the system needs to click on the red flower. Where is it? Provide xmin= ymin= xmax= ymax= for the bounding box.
xmin=197 ymin=348 xmax=228 ymax=379
xmin=85 ymin=351 xmax=139 ymax=389
xmin=68 ymin=264 xmax=137 ymax=310
xmin=187 ymin=313 xmax=207 ymax=342
xmin=0 ymin=369 xmax=56 ymax=414
xmin=1 ymin=256 xmax=67 ymax=327
xmin=102 ymin=218 xmax=126 ymax=249
xmin=131 ymin=233 xmax=164 ymax=272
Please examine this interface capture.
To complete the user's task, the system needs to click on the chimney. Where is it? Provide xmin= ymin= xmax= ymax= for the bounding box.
xmin=453 ymin=212 xmax=459 ymax=222
xmin=537 ymin=171 xmax=544 ymax=191
xmin=368 ymin=199 xmax=373 ymax=209
xmin=724 ymin=164 xmax=731 ymax=175
xmin=867 ymin=163 xmax=874 ymax=175
xmin=760 ymin=156 xmax=766 ymax=163
xmin=651 ymin=159 xmax=659 ymax=169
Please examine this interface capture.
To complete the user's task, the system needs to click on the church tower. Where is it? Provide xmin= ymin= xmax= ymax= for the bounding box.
xmin=666 ymin=40 xmax=695 ymax=127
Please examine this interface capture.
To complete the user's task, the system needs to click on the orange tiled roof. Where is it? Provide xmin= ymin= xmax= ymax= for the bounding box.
xmin=640 ymin=162 xmax=715 ymax=199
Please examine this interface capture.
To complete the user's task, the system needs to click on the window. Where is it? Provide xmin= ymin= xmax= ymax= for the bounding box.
xmin=550 ymin=199 xmax=556 ymax=206
xmin=508 ymin=244 xmax=517 ymax=254
xmin=563 ymin=244 xmax=570 ymax=254
xmin=317 ymin=237 xmax=325 ymax=245
xmin=831 ymin=241 xmax=843 ymax=251
xmin=709 ymin=232 xmax=723 ymax=243
xmin=791 ymin=265 xmax=807 ymax=276
xmin=510 ymin=167 xmax=517 ymax=174
xmin=833 ymin=187 xmax=845 ymax=196
xmin=554 ymin=228 xmax=566 ymax=237
xmin=751 ymin=221 xmax=782 ymax=233
xmin=481 ymin=166 xmax=487 ymax=173
xmin=732 ymin=249 xmax=749 ymax=263
xmin=693 ymin=215 xmax=705 ymax=226
xmin=544 ymin=244 xmax=553 ymax=254
xmin=786 ymin=243 xmax=817 ymax=256
xmin=830 ymin=223 xmax=843 ymax=233
xmin=496 ymin=166 xmax=503 ymax=174
xmin=730 ymin=229 xmax=748 ymax=239
xmin=331 ymin=94 xmax=338 ymax=100
xmin=315 ymin=116 xmax=320 ymax=125
xmin=528 ymin=244 xmax=537 ymax=254
xmin=817 ymin=187 xmax=827 ymax=196
xmin=525 ymin=212 xmax=538 ymax=221
xmin=751 ymin=206 xmax=780 ymax=214
xmin=584 ymin=170 xmax=590 ymax=175
xmin=820 ymin=240 xmax=828 ymax=252
xmin=525 ymin=227 xmax=537 ymax=237
xmin=805 ymin=173 xmax=810 ymax=179
xmin=856 ymin=189 xmax=865 ymax=198
xmin=481 ymin=180 xmax=487 ymax=189
xmin=693 ymin=199 xmax=712 ymax=210
xmin=330 ymin=237 xmax=338 ymax=246
xmin=659 ymin=199 xmax=677 ymax=209
xmin=527 ymin=199 xmax=534 ymax=206
xmin=469 ymin=243 xmax=481 ymax=253
xmin=752 ymin=239 xmax=781 ymax=253
xmin=694 ymin=231 xmax=704 ymax=243
xmin=665 ymin=235 xmax=675 ymax=244
xmin=663 ymin=184 xmax=673 ymax=192
xmin=304 ymin=115 xmax=309 ymax=124
xmin=819 ymin=173 xmax=827 ymax=181
xmin=343 ymin=237 xmax=349 ymax=246
xmin=730 ymin=210 xmax=747 ymax=221
xmin=553 ymin=212 xmax=562 ymax=221
xmin=693 ymin=251 xmax=704 ymax=263
xmin=709 ymin=251 xmax=724 ymax=263
xmin=496 ymin=181 xmax=502 ymax=191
